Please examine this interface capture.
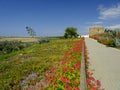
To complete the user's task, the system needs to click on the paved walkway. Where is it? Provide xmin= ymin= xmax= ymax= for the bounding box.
xmin=85 ymin=38 xmax=120 ymax=90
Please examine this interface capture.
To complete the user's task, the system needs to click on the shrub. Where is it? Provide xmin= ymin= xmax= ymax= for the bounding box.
xmin=90 ymin=33 xmax=116 ymax=47
xmin=38 ymin=39 xmax=50 ymax=44
xmin=0 ymin=41 xmax=32 ymax=54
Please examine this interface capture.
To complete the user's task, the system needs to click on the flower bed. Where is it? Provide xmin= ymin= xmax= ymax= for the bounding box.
xmin=90 ymin=33 xmax=115 ymax=47
xmin=45 ymin=39 xmax=83 ymax=90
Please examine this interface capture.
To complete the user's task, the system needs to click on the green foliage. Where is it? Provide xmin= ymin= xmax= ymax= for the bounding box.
xmin=64 ymin=27 xmax=79 ymax=38
xmin=104 ymin=29 xmax=120 ymax=46
xmin=0 ymin=41 xmax=32 ymax=55
xmin=38 ymin=39 xmax=50 ymax=44
xmin=108 ymin=40 xmax=115 ymax=47
xmin=91 ymin=33 xmax=116 ymax=47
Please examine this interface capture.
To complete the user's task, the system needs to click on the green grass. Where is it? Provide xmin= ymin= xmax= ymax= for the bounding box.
xmin=0 ymin=39 xmax=77 ymax=90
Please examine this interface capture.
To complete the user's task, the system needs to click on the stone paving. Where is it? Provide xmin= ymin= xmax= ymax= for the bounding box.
xmin=85 ymin=38 xmax=120 ymax=90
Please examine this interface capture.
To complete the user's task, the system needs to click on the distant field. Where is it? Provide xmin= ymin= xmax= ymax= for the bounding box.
xmin=0 ymin=37 xmax=38 ymax=42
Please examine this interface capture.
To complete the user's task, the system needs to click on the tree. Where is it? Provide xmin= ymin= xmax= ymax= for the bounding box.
xmin=26 ymin=26 xmax=36 ymax=37
xmin=64 ymin=27 xmax=79 ymax=38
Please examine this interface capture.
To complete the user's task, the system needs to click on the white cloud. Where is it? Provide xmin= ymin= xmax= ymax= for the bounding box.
xmin=98 ymin=4 xmax=120 ymax=20
xmin=93 ymin=21 xmax=103 ymax=24
xmin=86 ymin=21 xmax=103 ymax=25
xmin=106 ymin=24 xmax=120 ymax=29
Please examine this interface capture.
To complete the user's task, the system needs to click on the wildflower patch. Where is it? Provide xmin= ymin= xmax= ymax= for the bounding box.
xmin=46 ymin=40 xmax=83 ymax=90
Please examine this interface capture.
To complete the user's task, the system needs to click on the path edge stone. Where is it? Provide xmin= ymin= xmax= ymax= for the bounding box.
xmin=80 ymin=43 xmax=87 ymax=90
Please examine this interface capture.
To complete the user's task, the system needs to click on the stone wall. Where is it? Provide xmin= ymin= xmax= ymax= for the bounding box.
xmin=89 ymin=27 xmax=105 ymax=36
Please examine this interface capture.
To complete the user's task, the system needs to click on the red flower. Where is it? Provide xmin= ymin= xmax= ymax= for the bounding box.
xmin=75 ymin=87 xmax=80 ymax=90
xmin=90 ymin=87 xmax=97 ymax=90
xmin=87 ymin=72 xmax=93 ymax=76
xmin=86 ymin=78 xmax=92 ymax=84
xmin=60 ymin=76 xmax=70 ymax=83
xmin=46 ymin=73 xmax=52 ymax=78
xmin=52 ymin=78 xmax=56 ymax=82
xmin=64 ymin=84 xmax=72 ymax=90
xmin=74 ymin=63 xmax=80 ymax=70
xmin=54 ymin=84 xmax=59 ymax=88
xmin=29 ymin=87 xmax=34 ymax=90
xmin=51 ymin=68 xmax=56 ymax=73
xmin=96 ymin=80 xmax=101 ymax=88
xmin=63 ymin=68 xmax=68 ymax=73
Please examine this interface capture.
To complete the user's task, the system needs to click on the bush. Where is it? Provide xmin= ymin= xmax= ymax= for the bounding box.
xmin=38 ymin=39 xmax=50 ymax=44
xmin=0 ymin=41 xmax=32 ymax=54
xmin=90 ymin=33 xmax=116 ymax=47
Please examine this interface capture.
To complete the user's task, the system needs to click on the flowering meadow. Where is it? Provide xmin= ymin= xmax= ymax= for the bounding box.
xmin=0 ymin=38 xmax=105 ymax=90
xmin=45 ymin=39 xmax=83 ymax=90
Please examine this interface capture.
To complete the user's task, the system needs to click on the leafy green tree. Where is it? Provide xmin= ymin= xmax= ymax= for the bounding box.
xmin=64 ymin=27 xmax=79 ymax=38
xmin=26 ymin=26 xmax=36 ymax=37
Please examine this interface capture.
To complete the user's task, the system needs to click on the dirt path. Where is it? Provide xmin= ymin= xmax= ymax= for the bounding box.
xmin=0 ymin=37 xmax=37 ymax=42
xmin=85 ymin=38 xmax=120 ymax=90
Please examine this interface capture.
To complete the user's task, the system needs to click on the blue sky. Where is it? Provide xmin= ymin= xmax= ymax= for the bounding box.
xmin=0 ymin=0 xmax=120 ymax=36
